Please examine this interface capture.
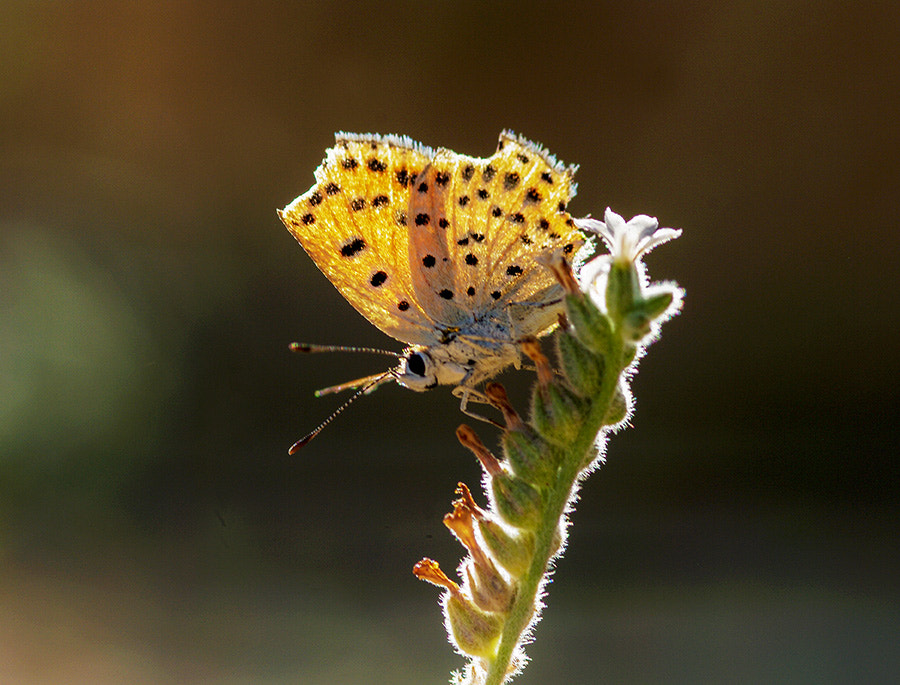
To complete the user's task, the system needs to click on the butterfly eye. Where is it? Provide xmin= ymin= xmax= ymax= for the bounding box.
xmin=407 ymin=351 xmax=427 ymax=376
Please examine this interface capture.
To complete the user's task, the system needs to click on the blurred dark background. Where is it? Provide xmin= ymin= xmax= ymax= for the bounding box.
xmin=1 ymin=2 xmax=898 ymax=683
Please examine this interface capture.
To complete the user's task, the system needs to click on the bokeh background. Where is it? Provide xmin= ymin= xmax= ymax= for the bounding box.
xmin=2 ymin=2 xmax=898 ymax=683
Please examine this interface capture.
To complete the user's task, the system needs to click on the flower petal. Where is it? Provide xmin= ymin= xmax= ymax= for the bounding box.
xmin=638 ymin=227 xmax=682 ymax=256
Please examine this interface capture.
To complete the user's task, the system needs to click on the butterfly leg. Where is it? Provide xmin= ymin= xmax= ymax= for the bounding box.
xmin=452 ymin=385 xmax=503 ymax=428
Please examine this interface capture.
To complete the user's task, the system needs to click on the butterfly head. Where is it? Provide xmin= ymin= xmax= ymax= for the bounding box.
xmin=394 ymin=346 xmax=470 ymax=392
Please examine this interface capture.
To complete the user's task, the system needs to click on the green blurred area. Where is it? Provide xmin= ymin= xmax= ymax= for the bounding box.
xmin=1 ymin=1 xmax=898 ymax=683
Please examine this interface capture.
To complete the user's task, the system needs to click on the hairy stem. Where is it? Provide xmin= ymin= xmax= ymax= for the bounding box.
xmin=483 ymin=339 xmax=625 ymax=685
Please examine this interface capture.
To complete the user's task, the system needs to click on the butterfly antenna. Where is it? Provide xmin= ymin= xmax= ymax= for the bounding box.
xmin=289 ymin=342 xmax=401 ymax=358
xmin=314 ymin=372 xmax=393 ymax=397
xmin=288 ymin=372 xmax=393 ymax=454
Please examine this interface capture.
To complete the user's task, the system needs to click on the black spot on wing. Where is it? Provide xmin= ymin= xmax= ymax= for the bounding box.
xmin=340 ymin=238 xmax=366 ymax=257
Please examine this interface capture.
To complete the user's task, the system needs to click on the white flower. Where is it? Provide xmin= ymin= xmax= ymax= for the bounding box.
xmin=576 ymin=208 xmax=681 ymax=264
xmin=575 ymin=208 xmax=682 ymax=291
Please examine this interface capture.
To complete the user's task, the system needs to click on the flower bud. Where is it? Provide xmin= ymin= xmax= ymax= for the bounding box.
xmin=501 ymin=428 xmax=560 ymax=488
xmin=414 ymin=558 xmax=503 ymax=657
xmin=445 ymin=594 xmax=503 ymax=659
xmin=556 ymin=331 xmax=605 ymax=397
xmin=565 ymin=293 xmax=614 ymax=356
xmin=478 ymin=517 xmax=535 ymax=578
xmin=605 ymin=261 xmax=640 ymax=321
xmin=492 ymin=472 xmax=543 ymax=530
xmin=531 ymin=381 xmax=587 ymax=446
xmin=465 ymin=560 xmax=513 ymax=614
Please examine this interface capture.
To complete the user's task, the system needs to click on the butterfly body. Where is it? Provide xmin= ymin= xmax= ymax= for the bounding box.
xmin=396 ymin=324 xmax=520 ymax=394
xmin=280 ymin=131 xmax=586 ymax=404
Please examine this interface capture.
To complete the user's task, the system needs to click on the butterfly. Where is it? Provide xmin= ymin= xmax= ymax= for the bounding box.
xmin=278 ymin=131 xmax=587 ymax=450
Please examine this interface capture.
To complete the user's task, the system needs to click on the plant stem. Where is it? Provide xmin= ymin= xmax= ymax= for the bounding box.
xmin=483 ymin=339 xmax=625 ymax=685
